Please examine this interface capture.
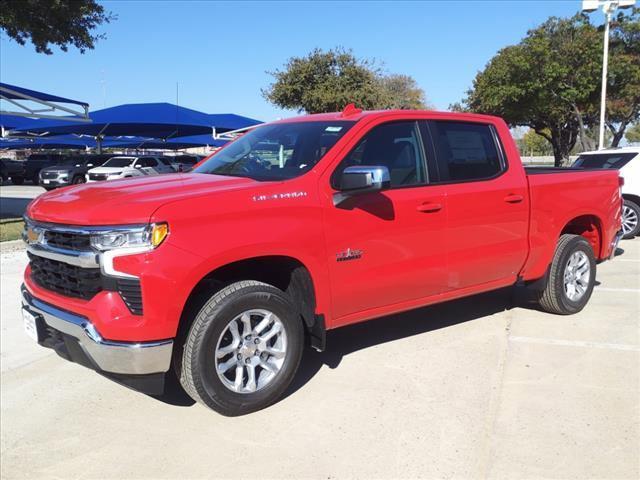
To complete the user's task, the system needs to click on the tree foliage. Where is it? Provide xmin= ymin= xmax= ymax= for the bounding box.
xmin=626 ymin=122 xmax=640 ymax=143
xmin=0 ymin=0 xmax=114 ymax=54
xmin=263 ymin=48 xmax=427 ymax=113
xmin=517 ymin=129 xmax=554 ymax=156
xmin=457 ymin=10 xmax=639 ymax=166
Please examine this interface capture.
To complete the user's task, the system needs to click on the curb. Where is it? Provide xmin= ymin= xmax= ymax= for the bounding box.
xmin=0 ymin=239 xmax=25 ymax=254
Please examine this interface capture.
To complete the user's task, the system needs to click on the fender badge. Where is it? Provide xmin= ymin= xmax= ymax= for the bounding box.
xmin=336 ymin=248 xmax=363 ymax=262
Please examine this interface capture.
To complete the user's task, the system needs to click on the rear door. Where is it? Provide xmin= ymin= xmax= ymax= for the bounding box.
xmin=323 ymin=120 xmax=448 ymax=323
xmin=426 ymin=120 xmax=529 ymax=290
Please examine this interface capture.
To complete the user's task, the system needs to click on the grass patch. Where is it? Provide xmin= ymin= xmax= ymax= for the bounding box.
xmin=0 ymin=218 xmax=24 ymax=242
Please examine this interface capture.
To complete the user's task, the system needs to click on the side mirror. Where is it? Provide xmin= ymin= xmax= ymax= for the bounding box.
xmin=334 ymin=165 xmax=391 ymax=205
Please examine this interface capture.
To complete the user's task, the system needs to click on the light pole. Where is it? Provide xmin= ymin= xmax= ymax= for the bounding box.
xmin=582 ymin=0 xmax=636 ymax=150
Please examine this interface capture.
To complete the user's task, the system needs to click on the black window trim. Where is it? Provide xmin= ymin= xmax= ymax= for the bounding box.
xmin=330 ymin=120 xmax=431 ymax=191
xmin=424 ymin=120 xmax=508 ymax=185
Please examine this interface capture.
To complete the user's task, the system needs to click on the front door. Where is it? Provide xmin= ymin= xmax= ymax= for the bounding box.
xmin=323 ymin=120 xmax=448 ymax=325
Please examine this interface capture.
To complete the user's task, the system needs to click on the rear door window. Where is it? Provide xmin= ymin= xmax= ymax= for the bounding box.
xmin=429 ymin=121 xmax=504 ymax=182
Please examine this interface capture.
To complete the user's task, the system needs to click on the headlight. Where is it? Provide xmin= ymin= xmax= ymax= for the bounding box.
xmin=90 ymin=223 xmax=168 ymax=251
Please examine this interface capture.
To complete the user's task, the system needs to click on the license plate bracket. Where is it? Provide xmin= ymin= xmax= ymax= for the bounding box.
xmin=22 ymin=308 xmax=42 ymax=342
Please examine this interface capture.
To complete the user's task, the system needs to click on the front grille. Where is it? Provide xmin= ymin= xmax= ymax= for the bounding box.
xmin=44 ymin=230 xmax=92 ymax=251
xmin=28 ymin=253 xmax=102 ymax=300
xmin=89 ymin=173 xmax=108 ymax=181
xmin=41 ymin=171 xmax=61 ymax=179
xmin=116 ymin=278 xmax=143 ymax=315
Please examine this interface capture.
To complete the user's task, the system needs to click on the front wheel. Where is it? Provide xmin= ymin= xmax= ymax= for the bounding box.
xmin=179 ymin=280 xmax=304 ymax=416
xmin=537 ymin=234 xmax=596 ymax=315
xmin=622 ymin=199 xmax=640 ymax=239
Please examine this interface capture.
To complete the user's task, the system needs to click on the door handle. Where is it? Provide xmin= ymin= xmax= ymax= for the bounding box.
xmin=504 ymin=194 xmax=524 ymax=204
xmin=417 ymin=202 xmax=443 ymax=213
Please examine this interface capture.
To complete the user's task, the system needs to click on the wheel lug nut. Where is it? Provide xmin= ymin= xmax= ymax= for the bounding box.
xmin=244 ymin=358 xmax=251 ymax=364
xmin=245 ymin=335 xmax=251 ymax=340
xmin=260 ymin=352 xmax=268 ymax=360
xmin=236 ymin=353 xmax=242 ymax=360
xmin=254 ymin=338 xmax=260 ymax=344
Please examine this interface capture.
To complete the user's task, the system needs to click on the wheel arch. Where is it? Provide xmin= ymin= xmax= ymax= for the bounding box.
xmin=177 ymin=255 xmax=326 ymax=354
xmin=622 ymin=193 xmax=640 ymax=208
xmin=560 ymin=214 xmax=604 ymax=259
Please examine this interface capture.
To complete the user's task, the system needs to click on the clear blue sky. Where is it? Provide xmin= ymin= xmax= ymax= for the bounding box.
xmin=1 ymin=0 xmax=601 ymax=122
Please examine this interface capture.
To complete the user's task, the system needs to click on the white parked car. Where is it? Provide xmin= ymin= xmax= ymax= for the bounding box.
xmin=86 ymin=156 xmax=176 ymax=182
xmin=573 ymin=147 xmax=640 ymax=238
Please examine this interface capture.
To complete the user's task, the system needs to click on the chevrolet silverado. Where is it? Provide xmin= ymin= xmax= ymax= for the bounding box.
xmin=21 ymin=107 xmax=623 ymax=415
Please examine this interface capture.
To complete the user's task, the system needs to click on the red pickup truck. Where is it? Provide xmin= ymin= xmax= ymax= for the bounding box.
xmin=21 ymin=108 xmax=623 ymax=415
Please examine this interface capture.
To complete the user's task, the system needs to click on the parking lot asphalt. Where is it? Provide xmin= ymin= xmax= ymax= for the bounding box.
xmin=1 ymin=240 xmax=638 ymax=479
xmin=0 ymin=184 xmax=44 ymax=218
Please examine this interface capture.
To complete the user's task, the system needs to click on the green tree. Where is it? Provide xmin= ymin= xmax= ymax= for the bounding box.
xmin=0 ymin=0 xmax=114 ymax=54
xmin=517 ymin=128 xmax=554 ymax=156
xmin=626 ymin=122 xmax=640 ymax=143
xmin=461 ymin=14 xmax=602 ymax=166
xmin=377 ymin=74 xmax=428 ymax=110
xmin=263 ymin=48 xmax=427 ymax=113
xmin=606 ymin=8 xmax=640 ymax=146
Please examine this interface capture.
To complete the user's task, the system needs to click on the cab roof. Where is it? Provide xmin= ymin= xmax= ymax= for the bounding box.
xmin=269 ymin=108 xmax=504 ymax=125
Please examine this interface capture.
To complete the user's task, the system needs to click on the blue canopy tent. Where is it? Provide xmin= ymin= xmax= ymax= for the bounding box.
xmin=0 ymin=82 xmax=90 ymax=122
xmin=13 ymin=103 xmax=261 ymax=152
xmin=112 ymin=134 xmax=228 ymax=150
xmin=0 ymin=134 xmax=152 ymax=150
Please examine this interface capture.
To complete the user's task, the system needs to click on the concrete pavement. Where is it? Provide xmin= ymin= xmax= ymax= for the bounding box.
xmin=1 ymin=241 xmax=638 ymax=479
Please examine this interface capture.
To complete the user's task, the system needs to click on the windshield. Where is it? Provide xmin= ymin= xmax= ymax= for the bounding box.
xmin=194 ymin=121 xmax=355 ymax=180
xmin=102 ymin=157 xmax=134 ymax=168
xmin=573 ymin=152 xmax=637 ymax=169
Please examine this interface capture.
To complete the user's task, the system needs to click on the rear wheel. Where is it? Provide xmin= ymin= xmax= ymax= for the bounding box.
xmin=72 ymin=175 xmax=85 ymax=184
xmin=179 ymin=280 xmax=304 ymax=416
xmin=537 ymin=234 xmax=596 ymax=315
xmin=622 ymin=199 xmax=640 ymax=239
xmin=10 ymin=176 xmax=24 ymax=185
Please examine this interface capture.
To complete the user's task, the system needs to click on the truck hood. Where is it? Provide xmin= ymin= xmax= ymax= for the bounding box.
xmin=27 ymin=173 xmax=261 ymax=225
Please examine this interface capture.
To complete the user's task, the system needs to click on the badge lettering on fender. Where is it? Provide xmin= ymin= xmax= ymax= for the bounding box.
xmin=336 ymin=248 xmax=363 ymax=262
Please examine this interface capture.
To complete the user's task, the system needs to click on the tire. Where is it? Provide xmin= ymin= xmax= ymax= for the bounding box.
xmin=179 ymin=280 xmax=304 ymax=416
xmin=72 ymin=175 xmax=85 ymax=184
xmin=622 ymin=199 xmax=640 ymax=239
xmin=537 ymin=234 xmax=596 ymax=315
xmin=10 ymin=176 xmax=23 ymax=185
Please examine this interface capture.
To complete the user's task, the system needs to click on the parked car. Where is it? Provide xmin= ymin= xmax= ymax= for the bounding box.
xmin=24 ymin=153 xmax=67 ymax=184
xmin=573 ymin=147 xmax=639 ymax=238
xmin=170 ymin=154 xmax=204 ymax=172
xmin=0 ymin=158 xmax=25 ymax=185
xmin=39 ymin=154 xmax=112 ymax=190
xmin=86 ymin=155 xmax=175 ymax=182
xmin=21 ymin=108 xmax=623 ymax=416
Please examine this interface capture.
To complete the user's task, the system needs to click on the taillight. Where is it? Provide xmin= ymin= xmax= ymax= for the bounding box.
xmin=619 ymin=175 xmax=625 ymax=187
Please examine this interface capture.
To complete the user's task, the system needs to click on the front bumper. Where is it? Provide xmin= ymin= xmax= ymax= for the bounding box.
xmin=39 ymin=178 xmax=71 ymax=188
xmin=21 ymin=285 xmax=173 ymax=376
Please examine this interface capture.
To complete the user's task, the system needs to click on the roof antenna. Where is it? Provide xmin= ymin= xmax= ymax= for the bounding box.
xmin=341 ymin=103 xmax=362 ymax=117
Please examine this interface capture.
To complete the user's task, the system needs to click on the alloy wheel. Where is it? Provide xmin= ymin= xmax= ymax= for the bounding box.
xmin=215 ymin=309 xmax=287 ymax=394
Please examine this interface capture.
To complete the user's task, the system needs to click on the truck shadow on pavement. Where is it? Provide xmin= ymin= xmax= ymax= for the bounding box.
xmin=283 ymin=287 xmax=520 ymax=401
xmin=157 ymin=285 xmax=534 ymax=408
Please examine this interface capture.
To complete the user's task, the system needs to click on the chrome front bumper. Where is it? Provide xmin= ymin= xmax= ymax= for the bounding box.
xmin=21 ymin=286 xmax=173 ymax=375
